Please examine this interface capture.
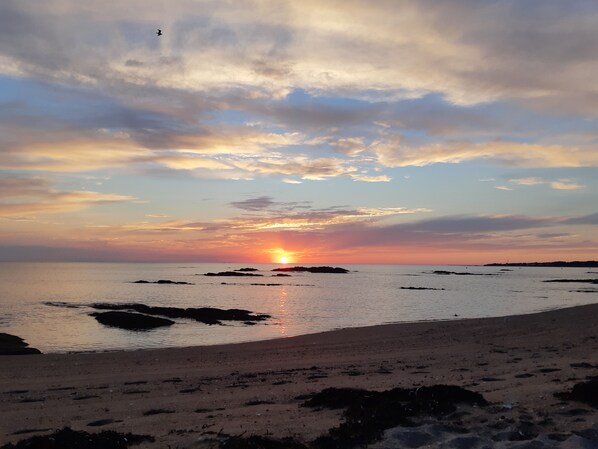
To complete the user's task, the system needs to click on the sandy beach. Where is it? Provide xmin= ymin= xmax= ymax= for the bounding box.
xmin=1 ymin=303 xmax=597 ymax=448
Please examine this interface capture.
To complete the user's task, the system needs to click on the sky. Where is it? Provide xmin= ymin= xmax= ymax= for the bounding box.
xmin=0 ymin=0 xmax=597 ymax=264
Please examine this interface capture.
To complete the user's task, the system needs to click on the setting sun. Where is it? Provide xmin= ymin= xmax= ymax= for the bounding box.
xmin=270 ymin=248 xmax=294 ymax=264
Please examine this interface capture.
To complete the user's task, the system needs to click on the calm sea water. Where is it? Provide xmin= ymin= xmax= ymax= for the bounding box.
xmin=0 ymin=262 xmax=596 ymax=353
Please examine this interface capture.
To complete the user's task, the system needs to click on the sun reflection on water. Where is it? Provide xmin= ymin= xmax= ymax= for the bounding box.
xmin=277 ymin=286 xmax=289 ymax=336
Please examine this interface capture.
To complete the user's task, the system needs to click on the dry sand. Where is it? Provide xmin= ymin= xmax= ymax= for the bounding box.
xmin=1 ymin=303 xmax=597 ymax=448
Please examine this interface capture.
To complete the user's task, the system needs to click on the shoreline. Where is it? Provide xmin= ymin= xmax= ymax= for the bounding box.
xmin=3 ymin=303 xmax=581 ymax=356
xmin=1 ymin=303 xmax=597 ymax=447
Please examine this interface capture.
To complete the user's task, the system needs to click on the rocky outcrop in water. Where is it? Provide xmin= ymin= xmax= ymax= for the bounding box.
xmin=204 ymin=271 xmax=264 ymax=277
xmin=133 ymin=280 xmax=194 ymax=285
xmin=91 ymin=311 xmax=175 ymax=330
xmin=235 ymin=268 xmax=259 ymax=272
xmin=272 ymin=266 xmax=349 ymax=274
xmin=0 ymin=333 xmax=41 ymax=355
xmin=91 ymin=303 xmax=270 ymax=325
xmin=544 ymin=279 xmax=598 ymax=284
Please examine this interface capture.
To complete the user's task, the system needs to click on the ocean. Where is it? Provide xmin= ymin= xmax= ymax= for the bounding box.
xmin=0 ymin=262 xmax=596 ymax=353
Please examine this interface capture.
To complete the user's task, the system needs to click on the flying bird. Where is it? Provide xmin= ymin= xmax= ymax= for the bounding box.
xmin=156 ymin=29 xmax=162 ymax=36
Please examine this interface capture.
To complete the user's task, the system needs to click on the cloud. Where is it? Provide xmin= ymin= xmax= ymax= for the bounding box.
xmin=0 ymin=175 xmax=51 ymax=198
xmin=373 ymin=139 xmax=598 ymax=168
xmin=303 ymin=213 xmax=591 ymax=253
xmin=510 ymin=177 xmax=545 ymax=186
xmin=232 ymin=155 xmax=357 ymax=180
xmin=109 ymin=202 xmax=430 ymax=236
xmin=230 ymin=196 xmax=276 ymax=211
xmin=349 ymin=173 xmax=391 ymax=182
xmin=3 ymin=209 xmax=596 ymax=262
xmin=550 ymin=179 xmax=585 ymax=190
xmin=508 ymin=176 xmax=585 ymax=190
xmin=2 ymin=0 xmax=597 ymax=113
xmin=155 ymin=155 xmax=232 ymax=171
xmin=330 ymin=137 xmax=366 ymax=155
xmin=0 ymin=175 xmax=135 ymax=218
xmin=226 ymin=205 xmax=431 ymax=232
xmin=566 ymin=213 xmax=598 ymax=225
xmin=1 ymin=3 xmax=596 ymax=186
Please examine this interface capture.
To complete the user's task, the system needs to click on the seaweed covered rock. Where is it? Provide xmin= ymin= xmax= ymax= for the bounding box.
xmin=555 ymin=379 xmax=598 ymax=408
xmin=220 ymin=385 xmax=487 ymax=449
xmin=303 ymin=385 xmax=487 ymax=449
xmin=0 ymin=426 xmax=153 ymax=449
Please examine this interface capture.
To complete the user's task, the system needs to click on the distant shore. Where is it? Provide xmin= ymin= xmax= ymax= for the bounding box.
xmin=1 ymin=302 xmax=597 ymax=447
xmin=485 ymin=260 xmax=598 ymax=267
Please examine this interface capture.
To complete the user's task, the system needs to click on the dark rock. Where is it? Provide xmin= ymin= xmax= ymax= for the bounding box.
xmin=245 ymin=399 xmax=275 ymax=406
xmin=400 ymin=286 xmax=445 ymax=290
xmin=555 ymin=379 xmax=598 ymax=407
xmin=157 ymin=279 xmax=193 ymax=284
xmin=273 ymin=273 xmax=291 ymax=277
xmin=548 ymin=433 xmax=572 ymax=441
xmin=91 ymin=311 xmax=175 ymax=330
xmin=234 ymin=268 xmax=259 ymax=272
xmin=537 ymin=368 xmax=561 ymax=373
xmin=0 ymin=333 xmax=41 ymax=355
xmin=0 ymin=426 xmax=153 ymax=449
xmin=508 ymin=421 xmax=539 ymax=441
xmin=571 ymin=362 xmax=595 ymax=369
xmin=142 ymin=409 xmax=174 ymax=416
xmin=431 ymin=270 xmax=493 ymax=276
xmin=91 ymin=303 xmax=270 ymax=325
xmin=303 ymin=385 xmax=487 ymax=449
xmin=272 ymin=266 xmax=349 ymax=274
xmin=87 ymin=419 xmax=121 ymax=427
xmin=543 ymin=279 xmax=598 ymax=284
xmin=574 ymin=427 xmax=598 ymax=441
xmin=133 ymin=279 xmax=194 ymax=285
xmin=204 ymin=271 xmax=263 ymax=277
xmin=11 ymin=429 xmax=52 ymax=436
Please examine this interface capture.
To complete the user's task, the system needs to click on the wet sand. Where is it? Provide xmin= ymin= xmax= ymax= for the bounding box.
xmin=1 ymin=303 xmax=597 ymax=448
